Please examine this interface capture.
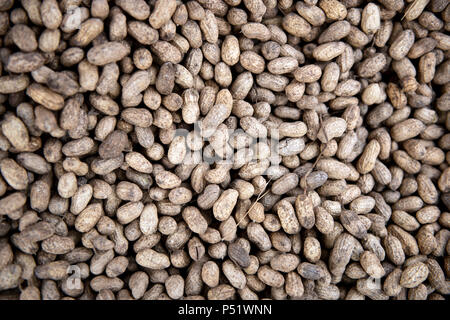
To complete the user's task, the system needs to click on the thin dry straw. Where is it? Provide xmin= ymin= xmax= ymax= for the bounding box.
xmin=402 ymin=0 xmax=422 ymax=21
xmin=220 ymin=176 xmax=273 ymax=241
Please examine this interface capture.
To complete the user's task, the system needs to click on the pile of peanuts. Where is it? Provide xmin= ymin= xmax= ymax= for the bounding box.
xmin=0 ymin=0 xmax=449 ymax=300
